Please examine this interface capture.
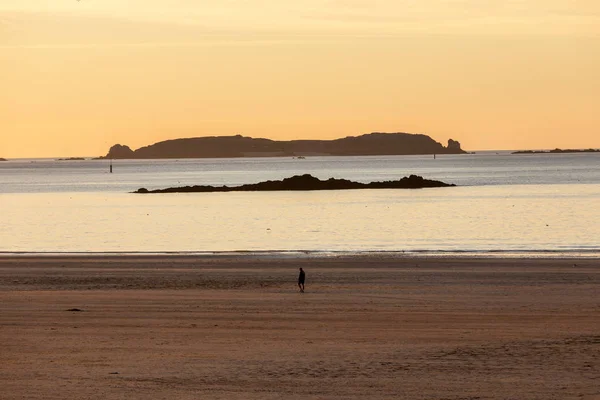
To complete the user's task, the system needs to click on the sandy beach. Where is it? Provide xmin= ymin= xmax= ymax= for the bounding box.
xmin=1 ymin=255 xmax=598 ymax=399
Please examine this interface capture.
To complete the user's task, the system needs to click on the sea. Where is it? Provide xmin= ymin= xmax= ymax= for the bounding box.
xmin=1 ymin=152 xmax=599 ymax=256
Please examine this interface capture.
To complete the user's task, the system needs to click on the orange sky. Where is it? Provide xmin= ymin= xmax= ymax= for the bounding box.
xmin=1 ymin=1 xmax=599 ymax=157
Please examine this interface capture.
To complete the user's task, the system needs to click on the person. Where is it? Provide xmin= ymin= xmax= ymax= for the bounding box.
xmin=298 ymin=267 xmax=305 ymax=293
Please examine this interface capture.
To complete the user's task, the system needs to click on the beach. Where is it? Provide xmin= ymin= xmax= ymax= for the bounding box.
xmin=0 ymin=255 xmax=598 ymax=399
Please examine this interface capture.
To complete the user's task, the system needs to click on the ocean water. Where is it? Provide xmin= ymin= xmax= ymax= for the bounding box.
xmin=1 ymin=152 xmax=599 ymax=255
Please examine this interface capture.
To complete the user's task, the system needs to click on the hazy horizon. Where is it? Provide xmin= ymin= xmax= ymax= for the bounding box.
xmin=3 ymin=132 xmax=600 ymax=160
xmin=2 ymin=1 xmax=599 ymax=158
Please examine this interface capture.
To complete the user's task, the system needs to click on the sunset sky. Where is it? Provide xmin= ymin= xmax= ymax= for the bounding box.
xmin=1 ymin=1 xmax=599 ymax=157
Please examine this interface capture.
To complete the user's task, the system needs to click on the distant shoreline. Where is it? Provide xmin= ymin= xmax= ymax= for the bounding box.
xmin=2 ymin=250 xmax=599 ymax=260
xmin=513 ymin=148 xmax=600 ymax=154
xmin=4 ymin=150 xmax=600 ymax=160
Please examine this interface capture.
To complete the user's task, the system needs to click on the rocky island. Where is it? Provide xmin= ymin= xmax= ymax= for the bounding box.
xmin=102 ymin=132 xmax=466 ymax=159
xmin=134 ymin=174 xmax=455 ymax=194
xmin=0 ymin=158 xmax=7 ymax=161
xmin=513 ymin=148 xmax=599 ymax=154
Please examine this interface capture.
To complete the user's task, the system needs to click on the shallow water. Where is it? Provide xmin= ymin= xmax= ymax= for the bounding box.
xmin=1 ymin=153 xmax=599 ymax=254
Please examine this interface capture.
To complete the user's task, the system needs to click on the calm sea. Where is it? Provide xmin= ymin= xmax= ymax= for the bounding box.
xmin=1 ymin=152 xmax=599 ymax=256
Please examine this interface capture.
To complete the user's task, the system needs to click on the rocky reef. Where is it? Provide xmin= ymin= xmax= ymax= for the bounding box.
xmin=513 ymin=148 xmax=599 ymax=154
xmin=135 ymin=174 xmax=455 ymax=194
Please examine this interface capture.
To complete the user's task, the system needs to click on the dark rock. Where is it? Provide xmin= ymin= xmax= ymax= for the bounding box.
xmin=134 ymin=174 xmax=455 ymax=194
xmin=512 ymin=148 xmax=600 ymax=154
xmin=104 ymin=144 xmax=134 ymax=159
xmin=447 ymin=139 xmax=462 ymax=152
xmin=66 ymin=308 xmax=83 ymax=312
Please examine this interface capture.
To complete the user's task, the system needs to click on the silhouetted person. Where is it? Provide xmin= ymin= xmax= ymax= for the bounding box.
xmin=298 ymin=268 xmax=305 ymax=293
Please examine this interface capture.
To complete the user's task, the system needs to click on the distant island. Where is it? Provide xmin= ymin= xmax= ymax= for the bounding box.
xmin=134 ymin=174 xmax=455 ymax=194
xmin=0 ymin=158 xmax=7 ymax=162
xmin=57 ymin=157 xmax=87 ymax=161
xmin=513 ymin=148 xmax=599 ymax=154
xmin=101 ymin=132 xmax=466 ymax=159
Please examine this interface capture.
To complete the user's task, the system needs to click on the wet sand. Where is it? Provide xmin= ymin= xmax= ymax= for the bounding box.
xmin=1 ymin=255 xmax=599 ymax=399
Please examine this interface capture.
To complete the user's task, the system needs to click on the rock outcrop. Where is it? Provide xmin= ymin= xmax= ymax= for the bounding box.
xmin=512 ymin=148 xmax=600 ymax=154
xmin=102 ymin=132 xmax=467 ymax=159
xmin=105 ymin=144 xmax=134 ymax=159
xmin=447 ymin=139 xmax=462 ymax=152
xmin=134 ymin=174 xmax=455 ymax=194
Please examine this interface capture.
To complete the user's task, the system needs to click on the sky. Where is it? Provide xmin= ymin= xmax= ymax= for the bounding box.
xmin=1 ymin=0 xmax=599 ymax=157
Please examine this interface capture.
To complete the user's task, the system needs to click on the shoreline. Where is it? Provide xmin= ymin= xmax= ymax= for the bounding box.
xmin=2 ymin=254 xmax=598 ymax=292
xmin=2 ymin=250 xmax=600 ymax=259
xmin=2 ymin=254 xmax=598 ymax=399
